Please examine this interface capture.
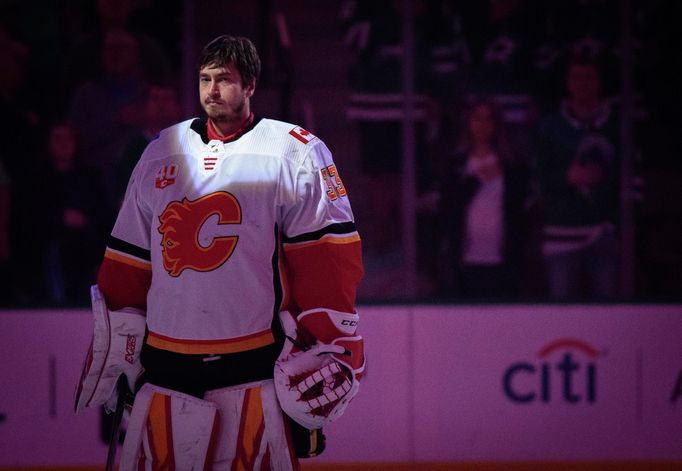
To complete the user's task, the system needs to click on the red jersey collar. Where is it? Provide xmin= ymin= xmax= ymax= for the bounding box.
xmin=208 ymin=113 xmax=255 ymax=142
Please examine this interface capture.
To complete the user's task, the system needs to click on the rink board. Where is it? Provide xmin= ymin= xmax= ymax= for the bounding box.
xmin=0 ymin=304 xmax=680 ymax=468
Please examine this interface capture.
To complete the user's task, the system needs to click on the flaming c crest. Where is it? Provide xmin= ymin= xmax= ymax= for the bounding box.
xmin=158 ymin=192 xmax=241 ymax=277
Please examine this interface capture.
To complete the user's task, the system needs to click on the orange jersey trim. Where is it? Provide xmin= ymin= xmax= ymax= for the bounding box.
xmin=282 ymin=232 xmax=361 ymax=252
xmin=146 ymin=329 xmax=275 ymax=355
xmin=103 ymin=248 xmax=152 ymax=271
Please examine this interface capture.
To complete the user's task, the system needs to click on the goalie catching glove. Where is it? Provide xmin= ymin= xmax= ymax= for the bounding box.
xmin=74 ymin=285 xmax=146 ymax=413
xmin=274 ymin=309 xmax=365 ymax=430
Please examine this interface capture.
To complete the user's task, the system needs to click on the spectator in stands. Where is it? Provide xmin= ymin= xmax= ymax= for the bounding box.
xmin=529 ymin=1 xmax=621 ymax=111
xmin=435 ymin=97 xmax=533 ymax=300
xmin=69 ymin=28 xmax=149 ymax=212
xmin=42 ymin=121 xmax=109 ymax=305
xmin=114 ymin=82 xmax=182 ymax=205
xmin=533 ymin=56 xmax=620 ymax=301
xmin=0 ymin=29 xmax=44 ymax=304
xmin=63 ymin=0 xmax=172 ymax=95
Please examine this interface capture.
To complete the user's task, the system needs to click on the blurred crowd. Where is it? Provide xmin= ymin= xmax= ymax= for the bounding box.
xmin=0 ymin=0 xmax=679 ymax=306
xmin=342 ymin=0 xmax=681 ymax=302
xmin=0 ymin=0 xmax=182 ymax=306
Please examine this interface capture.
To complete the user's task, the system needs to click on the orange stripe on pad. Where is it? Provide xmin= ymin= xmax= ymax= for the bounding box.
xmin=146 ymin=392 xmax=175 ymax=470
xmin=147 ymin=329 xmax=275 ymax=355
xmin=233 ymin=387 xmax=266 ymax=471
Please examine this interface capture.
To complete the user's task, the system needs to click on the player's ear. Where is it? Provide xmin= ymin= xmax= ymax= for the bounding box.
xmin=244 ymin=79 xmax=256 ymax=98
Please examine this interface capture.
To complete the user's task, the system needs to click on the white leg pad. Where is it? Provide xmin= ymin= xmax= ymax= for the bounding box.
xmin=205 ymin=379 xmax=298 ymax=471
xmin=120 ymin=383 xmax=219 ymax=471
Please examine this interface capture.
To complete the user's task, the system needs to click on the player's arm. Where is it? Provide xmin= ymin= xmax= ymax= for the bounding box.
xmin=281 ymin=139 xmax=364 ymax=364
xmin=281 ymin=226 xmax=364 ymax=374
xmin=75 ymin=169 xmax=152 ymax=413
xmin=275 ymin=136 xmax=365 ymax=429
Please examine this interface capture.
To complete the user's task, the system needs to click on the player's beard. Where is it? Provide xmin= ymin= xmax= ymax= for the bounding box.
xmin=204 ymin=94 xmax=247 ymax=127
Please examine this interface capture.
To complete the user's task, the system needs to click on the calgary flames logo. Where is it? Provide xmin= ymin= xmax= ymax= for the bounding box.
xmin=158 ymin=192 xmax=242 ymax=277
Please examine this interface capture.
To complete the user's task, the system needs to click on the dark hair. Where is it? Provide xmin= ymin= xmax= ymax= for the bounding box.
xmin=456 ymin=96 xmax=515 ymax=163
xmin=198 ymin=35 xmax=261 ymax=86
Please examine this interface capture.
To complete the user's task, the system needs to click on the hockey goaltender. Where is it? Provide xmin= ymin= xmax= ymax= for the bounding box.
xmin=74 ymin=34 xmax=365 ymax=470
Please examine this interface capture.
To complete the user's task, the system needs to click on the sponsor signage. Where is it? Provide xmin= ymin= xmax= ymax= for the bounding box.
xmin=0 ymin=305 xmax=681 ymax=467
xmin=503 ymin=338 xmax=600 ymax=404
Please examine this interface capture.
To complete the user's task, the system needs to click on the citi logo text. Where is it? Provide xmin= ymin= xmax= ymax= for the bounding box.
xmin=502 ymin=338 xmax=599 ymax=404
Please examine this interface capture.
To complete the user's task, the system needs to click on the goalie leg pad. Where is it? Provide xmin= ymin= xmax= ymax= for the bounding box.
xmin=204 ymin=379 xmax=299 ymax=471
xmin=119 ymin=383 xmax=219 ymax=471
xmin=74 ymin=285 xmax=146 ymax=413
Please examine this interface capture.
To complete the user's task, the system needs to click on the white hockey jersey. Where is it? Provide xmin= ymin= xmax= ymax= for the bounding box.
xmin=98 ymin=117 xmax=363 ymax=355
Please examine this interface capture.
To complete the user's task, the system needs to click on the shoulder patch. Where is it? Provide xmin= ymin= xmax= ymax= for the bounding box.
xmin=155 ymin=163 xmax=179 ymax=189
xmin=288 ymin=126 xmax=316 ymax=144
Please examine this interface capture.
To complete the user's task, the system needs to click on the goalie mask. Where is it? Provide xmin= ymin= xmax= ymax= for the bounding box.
xmin=274 ymin=338 xmax=362 ymax=430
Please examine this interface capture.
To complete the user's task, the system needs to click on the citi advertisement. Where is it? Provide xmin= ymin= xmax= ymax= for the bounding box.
xmin=410 ymin=304 xmax=682 ymax=462
xmin=1 ymin=305 xmax=681 ymax=467
xmin=503 ymin=338 xmax=600 ymax=404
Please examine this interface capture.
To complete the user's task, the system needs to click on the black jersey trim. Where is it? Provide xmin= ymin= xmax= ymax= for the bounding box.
xmin=107 ymin=235 xmax=151 ymax=261
xmin=282 ymin=222 xmax=357 ymax=244
xmin=190 ymin=118 xmax=210 ymax=143
xmin=138 ymin=341 xmax=282 ymax=397
xmin=270 ymin=224 xmax=285 ymax=346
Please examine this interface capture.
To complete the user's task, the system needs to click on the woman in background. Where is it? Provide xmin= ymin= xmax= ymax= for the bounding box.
xmin=437 ymin=97 xmax=534 ymax=300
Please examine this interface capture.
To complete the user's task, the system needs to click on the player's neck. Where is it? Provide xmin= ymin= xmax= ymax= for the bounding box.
xmin=208 ymin=113 xmax=254 ymax=142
